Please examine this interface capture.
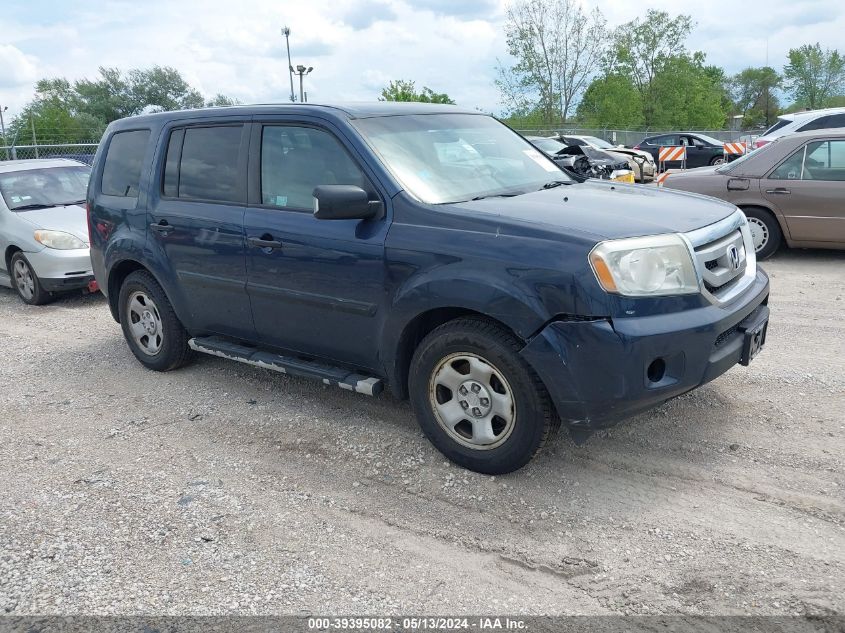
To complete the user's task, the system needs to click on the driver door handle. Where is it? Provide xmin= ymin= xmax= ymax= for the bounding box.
xmin=765 ymin=188 xmax=791 ymax=195
xmin=248 ymin=235 xmax=283 ymax=250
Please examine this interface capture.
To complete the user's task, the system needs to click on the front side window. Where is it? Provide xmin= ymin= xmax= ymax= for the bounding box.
xmin=0 ymin=166 xmax=90 ymax=211
xmin=101 ymin=129 xmax=150 ymax=197
xmin=260 ymin=126 xmax=371 ymax=210
xmin=769 ymin=146 xmax=807 ymax=180
xmin=352 ymin=114 xmax=570 ymax=204
xmin=163 ymin=125 xmax=243 ymax=203
xmin=653 ymin=135 xmax=679 ymax=146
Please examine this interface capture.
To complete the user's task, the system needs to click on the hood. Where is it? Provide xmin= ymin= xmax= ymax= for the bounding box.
xmin=454 ymin=180 xmax=736 ymax=240
xmin=16 ymin=204 xmax=89 ymax=243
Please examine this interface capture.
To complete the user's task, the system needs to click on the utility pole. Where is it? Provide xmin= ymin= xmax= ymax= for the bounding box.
xmin=294 ymin=65 xmax=313 ymax=103
xmin=30 ymin=112 xmax=38 ymax=158
xmin=0 ymin=106 xmax=8 ymax=160
xmin=282 ymin=27 xmax=296 ymax=102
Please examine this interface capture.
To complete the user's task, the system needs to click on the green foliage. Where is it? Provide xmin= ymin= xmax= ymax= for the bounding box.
xmin=649 ymin=55 xmax=726 ymax=129
xmin=7 ymin=66 xmax=239 ymax=146
xmin=784 ymin=43 xmax=845 ymax=109
xmin=380 ymin=80 xmax=455 ymax=104
xmin=730 ymin=66 xmax=781 ymax=128
xmin=576 ymin=74 xmax=643 ymax=127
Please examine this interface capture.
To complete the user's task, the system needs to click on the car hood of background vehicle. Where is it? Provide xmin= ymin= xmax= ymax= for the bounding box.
xmin=455 ymin=180 xmax=736 ymax=239
xmin=17 ymin=205 xmax=89 ymax=243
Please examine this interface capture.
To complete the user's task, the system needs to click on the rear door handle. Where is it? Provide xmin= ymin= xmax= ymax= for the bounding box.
xmin=150 ymin=220 xmax=173 ymax=233
xmin=248 ymin=235 xmax=283 ymax=250
xmin=765 ymin=188 xmax=791 ymax=195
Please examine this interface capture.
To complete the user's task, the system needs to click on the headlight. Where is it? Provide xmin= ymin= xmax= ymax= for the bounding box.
xmin=34 ymin=230 xmax=87 ymax=250
xmin=589 ymin=234 xmax=699 ymax=296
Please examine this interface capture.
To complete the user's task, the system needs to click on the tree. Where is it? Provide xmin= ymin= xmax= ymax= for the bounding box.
xmin=74 ymin=67 xmax=134 ymax=123
xmin=497 ymin=0 xmax=606 ymax=125
xmin=379 ymin=80 xmax=455 ymax=104
xmin=607 ymin=10 xmax=693 ymax=126
xmin=649 ymin=54 xmax=726 ymax=129
xmin=730 ymin=67 xmax=781 ymax=128
xmin=576 ymin=74 xmax=643 ymax=127
xmin=783 ymin=43 xmax=845 ymax=109
xmin=206 ymin=94 xmax=241 ymax=107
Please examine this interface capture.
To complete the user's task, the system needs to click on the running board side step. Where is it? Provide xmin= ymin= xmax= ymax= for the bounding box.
xmin=188 ymin=336 xmax=383 ymax=396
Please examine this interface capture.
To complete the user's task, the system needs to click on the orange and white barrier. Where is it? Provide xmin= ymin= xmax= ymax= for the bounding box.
xmin=655 ymin=171 xmax=672 ymax=186
xmin=658 ymin=146 xmax=687 ymax=162
xmin=723 ymin=142 xmax=747 ymax=156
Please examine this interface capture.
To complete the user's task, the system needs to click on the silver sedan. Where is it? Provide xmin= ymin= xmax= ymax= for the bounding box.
xmin=0 ymin=159 xmax=95 ymax=305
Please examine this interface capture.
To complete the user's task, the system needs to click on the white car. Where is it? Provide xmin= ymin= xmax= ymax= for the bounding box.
xmin=556 ymin=134 xmax=656 ymax=182
xmin=0 ymin=159 xmax=95 ymax=305
xmin=755 ymin=107 xmax=845 ymax=149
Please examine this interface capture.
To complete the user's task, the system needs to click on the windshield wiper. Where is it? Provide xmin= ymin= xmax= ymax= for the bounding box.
xmin=541 ymin=180 xmax=576 ymax=189
xmin=470 ymin=192 xmax=521 ymax=201
xmin=11 ymin=203 xmax=54 ymax=211
xmin=59 ymin=199 xmax=86 ymax=206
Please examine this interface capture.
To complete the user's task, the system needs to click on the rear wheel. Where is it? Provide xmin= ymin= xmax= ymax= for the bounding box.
xmin=118 ymin=270 xmax=193 ymax=371
xmin=409 ymin=317 xmax=557 ymax=474
xmin=742 ymin=207 xmax=782 ymax=260
xmin=11 ymin=252 xmax=52 ymax=305
xmin=710 ymin=156 xmax=726 ymax=166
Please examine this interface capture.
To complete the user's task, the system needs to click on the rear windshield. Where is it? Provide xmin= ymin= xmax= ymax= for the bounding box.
xmin=762 ymin=119 xmax=791 ymax=136
xmin=0 ymin=165 xmax=90 ymax=211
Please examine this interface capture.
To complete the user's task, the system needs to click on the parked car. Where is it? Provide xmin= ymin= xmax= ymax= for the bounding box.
xmin=661 ymin=128 xmax=845 ymax=259
xmin=0 ymin=159 xmax=96 ymax=304
xmin=754 ymin=107 xmax=845 ymax=149
xmin=526 ymin=136 xmax=634 ymax=182
xmin=558 ymin=134 xmax=656 ymax=182
xmin=88 ymin=103 xmax=770 ymax=474
xmin=635 ymin=133 xmax=740 ymax=168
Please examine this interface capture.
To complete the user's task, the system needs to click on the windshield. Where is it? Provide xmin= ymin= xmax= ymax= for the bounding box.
xmin=762 ymin=118 xmax=791 ymax=137
xmin=352 ymin=114 xmax=572 ymax=204
xmin=0 ymin=165 xmax=90 ymax=211
xmin=581 ymin=136 xmax=615 ymax=149
xmin=694 ymin=133 xmax=725 ymax=146
xmin=530 ymin=137 xmax=567 ymax=154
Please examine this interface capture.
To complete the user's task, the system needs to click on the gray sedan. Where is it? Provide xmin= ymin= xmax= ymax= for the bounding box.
xmin=662 ymin=128 xmax=845 ymax=259
xmin=0 ymin=159 xmax=94 ymax=304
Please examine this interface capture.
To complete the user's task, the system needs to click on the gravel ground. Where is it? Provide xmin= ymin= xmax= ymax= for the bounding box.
xmin=0 ymin=249 xmax=843 ymax=617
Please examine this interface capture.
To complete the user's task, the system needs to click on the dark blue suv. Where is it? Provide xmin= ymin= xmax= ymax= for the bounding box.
xmin=87 ymin=103 xmax=770 ymax=474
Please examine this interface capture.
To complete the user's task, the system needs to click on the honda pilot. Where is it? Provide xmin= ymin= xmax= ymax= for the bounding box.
xmin=87 ymin=103 xmax=770 ymax=474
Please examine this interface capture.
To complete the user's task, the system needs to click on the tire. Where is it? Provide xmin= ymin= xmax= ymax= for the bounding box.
xmin=118 ymin=270 xmax=193 ymax=371
xmin=409 ymin=317 xmax=557 ymax=474
xmin=742 ymin=207 xmax=782 ymax=260
xmin=710 ymin=156 xmax=726 ymax=166
xmin=10 ymin=252 xmax=52 ymax=305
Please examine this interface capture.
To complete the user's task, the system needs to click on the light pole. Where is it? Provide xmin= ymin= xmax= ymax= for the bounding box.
xmin=282 ymin=27 xmax=295 ymax=102
xmin=0 ymin=106 xmax=7 ymax=160
xmin=294 ymin=65 xmax=313 ymax=103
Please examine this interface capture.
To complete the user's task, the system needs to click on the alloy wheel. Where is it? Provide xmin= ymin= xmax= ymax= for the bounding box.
xmin=13 ymin=259 xmax=35 ymax=301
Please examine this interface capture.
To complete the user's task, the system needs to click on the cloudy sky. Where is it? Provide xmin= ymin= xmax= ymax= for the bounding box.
xmin=0 ymin=0 xmax=842 ymax=121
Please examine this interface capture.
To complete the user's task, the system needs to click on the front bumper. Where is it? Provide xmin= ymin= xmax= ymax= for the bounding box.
xmin=25 ymin=247 xmax=94 ymax=293
xmin=521 ymin=269 xmax=770 ymax=429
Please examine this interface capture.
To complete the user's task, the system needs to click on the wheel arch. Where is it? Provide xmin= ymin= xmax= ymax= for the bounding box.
xmin=4 ymin=245 xmax=22 ymax=272
xmin=738 ymin=204 xmax=790 ymax=245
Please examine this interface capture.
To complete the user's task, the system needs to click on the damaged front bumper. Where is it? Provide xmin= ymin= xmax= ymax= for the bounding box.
xmin=520 ymin=269 xmax=770 ymax=433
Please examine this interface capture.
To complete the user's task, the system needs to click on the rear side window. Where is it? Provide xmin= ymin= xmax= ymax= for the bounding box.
xmin=798 ymin=114 xmax=845 ymax=132
xmin=163 ymin=125 xmax=243 ymax=203
xmin=101 ymin=129 xmax=150 ymax=197
xmin=652 ymin=135 xmax=678 ymax=146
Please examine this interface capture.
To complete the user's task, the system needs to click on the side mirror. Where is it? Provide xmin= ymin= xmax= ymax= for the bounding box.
xmin=312 ymin=185 xmax=382 ymax=221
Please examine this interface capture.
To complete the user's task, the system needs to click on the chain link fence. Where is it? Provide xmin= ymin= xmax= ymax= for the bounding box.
xmin=514 ymin=127 xmax=753 ymax=147
xmin=1 ymin=143 xmax=99 ymax=164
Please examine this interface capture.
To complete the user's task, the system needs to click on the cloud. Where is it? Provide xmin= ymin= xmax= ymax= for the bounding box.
xmin=342 ymin=0 xmax=396 ymax=29
xmin=0 ymin=44 xmax=38 ymax=89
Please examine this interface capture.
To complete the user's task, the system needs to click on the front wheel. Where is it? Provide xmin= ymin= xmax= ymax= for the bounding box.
xmin=118 ymin=270 xmax=193 ymax=371
xmin=710 ymin=156 xmax=726 ymax=166
xmin=409 ymin=318 xmax=557 ymax=474
xmin=11 ymin=252 xmax=52 ymax=305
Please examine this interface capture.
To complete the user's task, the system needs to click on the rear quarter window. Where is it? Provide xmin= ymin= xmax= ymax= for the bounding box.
xmin=101 ymin=129 xmax=150 ymax=197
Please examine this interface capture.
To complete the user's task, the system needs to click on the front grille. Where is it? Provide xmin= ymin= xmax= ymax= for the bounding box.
xmin=693 ymin=229 xmax=746 ymax=301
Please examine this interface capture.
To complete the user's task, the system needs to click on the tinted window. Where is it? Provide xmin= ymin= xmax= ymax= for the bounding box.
xmin=165 ymin=126 xmax=242 ymax=202
xmin=763 ymin=119 xmax=791 ymax=136
xmin=261 ymin=126 xmax=370 ymax=210
xmin=652 ymin=135 xmax=678 ymax=146
xmin=798 ymin=114 xmax=845 ymax=132
xmin=101 ymin=130 xmax=150 ymax=197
